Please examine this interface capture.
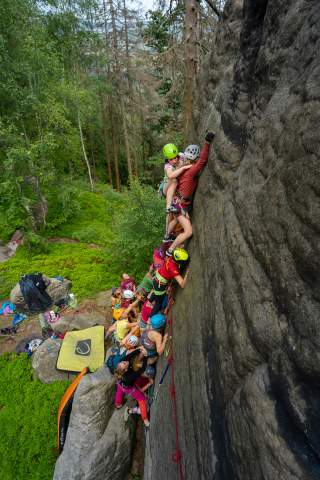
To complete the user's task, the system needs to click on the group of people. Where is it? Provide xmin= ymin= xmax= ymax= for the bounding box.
xmin=105 ymin=131 xmax=215 ymax=428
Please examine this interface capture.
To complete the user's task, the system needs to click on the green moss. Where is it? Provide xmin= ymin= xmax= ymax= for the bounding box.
xmin=44 ymin=184 xmax=123 ymax=246
xmin=0 ymin=243 xmax=119 ymax=301
xmin=0 ymin=353 xmax=70 ymax=480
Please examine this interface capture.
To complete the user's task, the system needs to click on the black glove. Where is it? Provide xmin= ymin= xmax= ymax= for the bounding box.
xmin=205 ymin=131 xmax=215 ymax=143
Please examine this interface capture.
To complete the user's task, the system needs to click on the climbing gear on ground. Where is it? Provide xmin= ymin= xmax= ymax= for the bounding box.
xmin=173 ymin=248 xmax=189 ymax=264
xmin=19 ymin=273 xmax=52 ymax=312
xmin=150 ymin=313 xmax=166 ymax=329
xmin=163 ymin=143 xmax=178 ymax=159
xmin=205 ymin=131 xmax=215 ymax=143
xmin=184 ymin=144 xmax=200 ymax=161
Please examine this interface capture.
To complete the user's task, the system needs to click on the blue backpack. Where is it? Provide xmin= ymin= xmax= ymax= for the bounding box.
xmin=106 ymin=350 xmax=127 ymax=374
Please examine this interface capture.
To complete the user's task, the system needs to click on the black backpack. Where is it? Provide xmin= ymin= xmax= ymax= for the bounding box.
xmin=19 ymin=273 xmax=52 ymax=312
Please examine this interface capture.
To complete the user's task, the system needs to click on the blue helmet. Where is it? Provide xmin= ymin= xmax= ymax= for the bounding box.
xmin=150 ymin=313 xmax=166 ymax=329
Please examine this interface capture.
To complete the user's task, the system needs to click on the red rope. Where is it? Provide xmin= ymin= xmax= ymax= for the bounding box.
xmin=166 ymin=289 xmax=184 ymax=480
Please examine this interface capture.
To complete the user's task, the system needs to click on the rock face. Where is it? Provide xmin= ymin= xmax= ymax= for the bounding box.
xmin=32 ymin=338 xmax=73 ymax=383
xmin=145 ymin=1 xmax=320 ymax=479
xmin=54 ymin=366 xmax=135 ymax=480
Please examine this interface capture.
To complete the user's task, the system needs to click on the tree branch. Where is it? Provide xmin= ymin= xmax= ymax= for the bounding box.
xmin=201 ymin=0 xmax=221 ymax=18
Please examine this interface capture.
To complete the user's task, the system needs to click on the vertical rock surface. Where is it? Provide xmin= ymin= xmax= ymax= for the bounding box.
xmin=145 ymin=1 xmax=320 ymax=479
xmin=54 ymin=367 xmax=135 ymax=480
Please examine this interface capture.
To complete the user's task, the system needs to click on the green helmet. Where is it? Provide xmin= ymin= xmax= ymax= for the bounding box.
xmin=163 ymin=143 xmax=178 ymax=160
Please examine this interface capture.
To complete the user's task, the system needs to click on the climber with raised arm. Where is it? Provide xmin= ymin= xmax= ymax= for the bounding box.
xmin=149 ymin=247 xmax=189 ymax=316
xmin=164 ymin=132 xmax=215 ymax=256
xmin=114 ymin=345 xmax=150 ymax=427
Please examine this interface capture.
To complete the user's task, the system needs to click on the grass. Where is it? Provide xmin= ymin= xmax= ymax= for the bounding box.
xmin=0 ymin=181 xmax=164 ymax=480
xmin=0 ymin=183 xmax=124 ymax=302
xmin=0 ymin=243 xmax=119 ymax=301
xmin=0 ymin=353 xmax=70 ymax=480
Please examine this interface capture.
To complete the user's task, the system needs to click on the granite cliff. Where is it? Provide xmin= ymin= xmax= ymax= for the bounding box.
xmin=144 ymin=1 xmax=320 ymax=479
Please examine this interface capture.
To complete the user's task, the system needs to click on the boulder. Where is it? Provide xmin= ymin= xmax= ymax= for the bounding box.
xmin=54 ymin=367 xmax=135 ymax=480
xmin=51 ymin=309 xmax=107 ymax=335
xmin=32 ymin=338 xmax=74 ymax=383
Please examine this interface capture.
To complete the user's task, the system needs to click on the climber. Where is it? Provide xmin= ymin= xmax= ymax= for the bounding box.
xmin=149 ymin=247 xmax=189 ymax=316
xmin=164 ymin=132 xmax=216 ymax=256
xmin=159 ymin=143 xmax=192 ymax=214
xmin=111 ymin=287 xmax=122 ymax=308
xmin=120 ymin=273 xmax=136 ymax=293
xmin=121 ymin=289 xmax=135 ymax=309
xmin=124 ymin=365 xmax=156 ymax=422
xmin=140 ymin=312 xmax=168 ymax=364
xmin=114 ymin=346 xmax=150 ymax=427
xmin=106 ymin=313 xmax=139 ymax=347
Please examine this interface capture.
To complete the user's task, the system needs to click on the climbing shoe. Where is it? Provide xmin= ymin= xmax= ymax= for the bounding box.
xmin=166 ymin=249 xmax=173 ymax=257
xmin=166 ymin=204 xmax=181 ymax=214
xmin=163 ymin=233 xmax=176 ymax=243
xmin=163 ymin=235 xmax=172 ymax=243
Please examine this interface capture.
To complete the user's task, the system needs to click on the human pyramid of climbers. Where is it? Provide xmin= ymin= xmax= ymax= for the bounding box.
xmin=106 ymin=131 xmax=215 ymax=428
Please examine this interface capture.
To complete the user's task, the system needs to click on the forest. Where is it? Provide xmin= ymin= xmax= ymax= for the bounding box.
xmin=0 ymin=0 xmax=222 ymax=246
xmin=0 ymin=2 xmax=223 ymax=478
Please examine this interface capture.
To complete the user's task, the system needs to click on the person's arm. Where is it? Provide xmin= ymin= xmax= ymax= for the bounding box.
xmin=167 ymin=164 xmax=192 ymax=180
xmin=174 ymin=269 xmax=189 ymax=288
xmin=140 ymin=379 xmax=154 ymax=392
xmin=106 ymin=323 xmax=116 ymax=336
xmin=123 ymin=348 xmax=141 ymax=361
xmin=152 ymin=332 xmax=168 ymax=355
xmin=122 ymin=298 xmax=140 ymax=317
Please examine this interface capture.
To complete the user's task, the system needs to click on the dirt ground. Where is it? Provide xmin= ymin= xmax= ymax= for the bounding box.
xmin=0 ymin=289 xmax=112 ymax=355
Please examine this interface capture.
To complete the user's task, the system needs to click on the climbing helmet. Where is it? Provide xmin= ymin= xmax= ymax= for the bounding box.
xmin=163 ymin=143 xmax=179 ymax=160
xmin=184 ymin=144 xmax=200 ymax=161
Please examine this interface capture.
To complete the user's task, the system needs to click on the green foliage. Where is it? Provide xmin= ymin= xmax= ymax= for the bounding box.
xmin=112 ymin=180 xmax=166 ymax=279
xmin=45 ymin=183 xmax=123 ymax=245
xmin=0 ymin=243 xmax=118 ymax=302
xmin=0 ymin=353 xmax=69 ymax=480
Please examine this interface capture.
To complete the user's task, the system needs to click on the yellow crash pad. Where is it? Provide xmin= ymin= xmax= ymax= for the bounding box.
xmin=56 ymin=326 xmax=105 ymax=373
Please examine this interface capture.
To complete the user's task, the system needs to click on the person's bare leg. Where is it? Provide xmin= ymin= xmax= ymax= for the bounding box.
xmin=165 ymin=180 xmax=178 ymax=210
xmin=165 ymin=216 xmax=178 ymax=236
xmin=167 ymin=215 xmax=192 ymax=251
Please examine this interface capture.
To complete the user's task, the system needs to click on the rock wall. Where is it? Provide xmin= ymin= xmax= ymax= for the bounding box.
xmin=145 ymin=1 xmax=320 ymax=479
xmin=54 ymin=367 xmax=135 ymax=480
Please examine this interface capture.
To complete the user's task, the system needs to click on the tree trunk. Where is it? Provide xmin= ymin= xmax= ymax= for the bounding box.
xmin=108 ymin=101 xmax=121 ymax=191
xmin=109 ymin=0 xmax=133 ymax=180
xmin=78 ymin=111 xmax=94 ymax=192
xmin=101 ymin=96 xmax=113 ymax=186
xmin=184 ymin=0 xmax=198 ymax=142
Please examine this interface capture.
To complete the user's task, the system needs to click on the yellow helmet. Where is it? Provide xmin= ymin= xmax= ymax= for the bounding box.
xmin=173 ymin=248 xmax=189 ymax=264
xmin=112 ymin=307 xmax=126 ymax=321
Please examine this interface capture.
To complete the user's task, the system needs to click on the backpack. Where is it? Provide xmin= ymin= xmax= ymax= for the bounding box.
xmin=106 ymin=350 xmax=127 ymax=374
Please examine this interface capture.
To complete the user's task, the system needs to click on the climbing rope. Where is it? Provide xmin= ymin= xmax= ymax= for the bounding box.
xmin=165 ymin=287 xmax=184 ymax=480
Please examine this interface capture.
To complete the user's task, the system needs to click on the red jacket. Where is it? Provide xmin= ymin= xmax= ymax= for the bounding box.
xmin=177 ymin=142 xmax=210 ymax=200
